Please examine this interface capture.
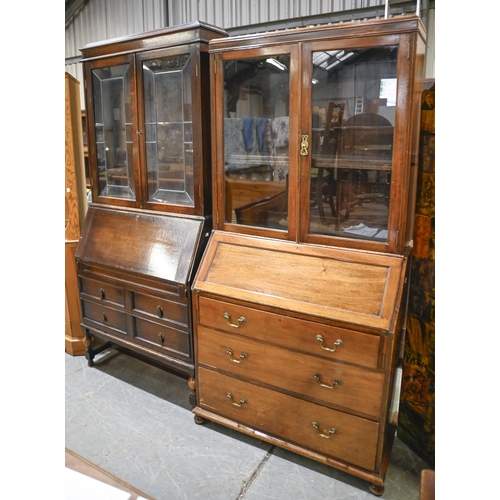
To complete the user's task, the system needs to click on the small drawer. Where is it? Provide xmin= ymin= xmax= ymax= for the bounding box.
xmin=198 ymin=296 xmax=381 ymax=369
xmin=81 ymin=300 xmax=127 ymax=335
xmin=197 ymin=367 xmax=379 ymax=471
xmin=132 ymin=291 xmax=188 ymax=327
xmin=134 ymin=317 xmax=191 ymax=358
xmin=80 ymin=276 xmax=125 ymax=307
xmin=197 ymin=326 xmax=383 ymax=417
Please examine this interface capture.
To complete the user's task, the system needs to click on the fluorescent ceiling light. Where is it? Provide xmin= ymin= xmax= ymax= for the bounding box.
xmin=325 ymin=60 xmax=341 ymax=70
xmin=324 ymin=51 xmax=354 ymax=70
xmin=340 ymin=52 xmax=354 ymax=61
xmin=266 ymin=58 xmax=287 ymax=71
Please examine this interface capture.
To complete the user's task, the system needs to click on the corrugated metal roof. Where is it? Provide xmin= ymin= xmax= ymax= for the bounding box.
xmin=65 ymin=0 xmax=433 ymax=108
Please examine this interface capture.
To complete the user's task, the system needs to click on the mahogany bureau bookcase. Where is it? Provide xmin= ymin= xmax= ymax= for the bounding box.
xmin=75 ymin=22 xmax=227 ymax=402
xmin=191 ymin=16 xmax=426 ymax=495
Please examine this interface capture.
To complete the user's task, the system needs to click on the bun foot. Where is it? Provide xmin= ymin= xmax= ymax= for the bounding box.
xmin=369 ymin=484 xmax=384 ymax=496
xmin=194 ymin=415 xmax=205 ymax=425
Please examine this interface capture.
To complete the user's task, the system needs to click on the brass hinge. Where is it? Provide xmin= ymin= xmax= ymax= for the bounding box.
xmin=216 ymin=211 xmax=219 ymax=224
xmin=407 ymin=41 xmax=411 ymax=60
xmin=196 ymin=64 xmax=198 ymax=77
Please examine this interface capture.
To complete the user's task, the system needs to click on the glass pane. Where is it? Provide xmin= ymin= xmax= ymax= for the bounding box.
xmin=143 ymin=55 xmax=194 ymax=207
xmin=223 ymin=56 xmax=290 ymax=230
xmin=92 ymin=64 xmax=135 ymax=200
xmin=309 ymin=46 xmax=398 ymax=242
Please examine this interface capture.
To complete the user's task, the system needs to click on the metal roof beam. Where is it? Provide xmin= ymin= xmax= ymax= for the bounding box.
xmin=65 ymin=0 xmax=89 ymax=27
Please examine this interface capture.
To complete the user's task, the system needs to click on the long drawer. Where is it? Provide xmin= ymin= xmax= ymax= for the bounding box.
xmin=197 ymin=326 xmax=383 ymax=418
xmin=197 ymin=367 xmax=379 ymax=471
xmin=198 ymin=296 xmax=381 ymax=369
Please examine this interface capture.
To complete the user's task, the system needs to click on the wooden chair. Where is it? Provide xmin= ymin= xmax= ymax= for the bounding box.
xmin=311 ymin=102 xmax=345 ymax=223
xmin=336 ymin=112 xmax=393 ymax=220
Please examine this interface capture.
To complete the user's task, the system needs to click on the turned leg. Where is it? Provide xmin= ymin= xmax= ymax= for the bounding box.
xmin=83 ymin=333 xmax=95 ymax=366
xmin=82 ymin=334 xmax=111 ymax=366
xmin=188 ymin=377 xmax=196 ymax=408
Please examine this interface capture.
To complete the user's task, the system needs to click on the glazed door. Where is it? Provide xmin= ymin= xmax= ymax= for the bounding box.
xmin=85 ymin=54 xmax=141 ymax=208
xmin=138 ymin=46 xmax=200 ymax=214
xmin=299 ymin=36 xmax=414 ymax=253
xmin=212 ymin=45 xmax=300 ymax=240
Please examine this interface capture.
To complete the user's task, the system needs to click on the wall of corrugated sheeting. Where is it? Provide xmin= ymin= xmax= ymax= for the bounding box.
xmin=65 ymin=0 xmax=434 ymax=108
xmin=167 ymin=0 xmax=375 ymax=30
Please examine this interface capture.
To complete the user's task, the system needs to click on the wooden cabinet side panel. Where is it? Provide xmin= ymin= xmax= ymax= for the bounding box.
xmin=65 ymin=241 xmax=85 ymax=355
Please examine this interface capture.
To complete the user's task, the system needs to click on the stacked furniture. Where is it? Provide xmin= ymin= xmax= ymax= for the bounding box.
xmin=65 ymin=72 xmax=88 ymax=356
xmin=75 ymin=22 xmax=227 ymax=401
xmin=191 ymin=16 xmax=426 ymax=495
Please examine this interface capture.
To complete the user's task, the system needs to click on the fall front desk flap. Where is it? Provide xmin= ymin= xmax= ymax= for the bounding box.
xmin=193 ymin=231 xmax=407 ymax=333
xmin=76 ymin=205 xmax=204 ymax=285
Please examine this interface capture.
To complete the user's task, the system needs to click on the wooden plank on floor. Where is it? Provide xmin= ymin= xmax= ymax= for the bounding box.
xmin=65 ymin=448 xmax=153 ymax=500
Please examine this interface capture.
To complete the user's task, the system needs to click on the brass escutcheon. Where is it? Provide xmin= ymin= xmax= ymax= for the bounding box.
xmin=300 ymin=134 xmax=309 ymax=155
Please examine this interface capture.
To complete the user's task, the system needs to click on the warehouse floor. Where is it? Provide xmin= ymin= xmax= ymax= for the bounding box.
xmin=65 ymin=349 xmax=430 ymax=500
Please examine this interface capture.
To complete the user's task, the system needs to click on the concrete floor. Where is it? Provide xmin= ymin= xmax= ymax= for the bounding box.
xmin=65 ymin=348 xmax=430 ymax=500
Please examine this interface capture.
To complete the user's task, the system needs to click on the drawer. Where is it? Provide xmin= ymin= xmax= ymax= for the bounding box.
xmin=80 ymin=276 xmax=125 ymax=307
xmin=132 ymin=291 xmax=188 ymax=327
xmin=197 ymin=367 xmax=379 ymax=471
xmin=197 ymin=326 xmax=383 ymax=418
xmin=134 ymin=317 xmax=191 ymax=359
xmin=81 ymin=300 xmax=127 ymax=335
xmin=198 ymin=296 xmax=380 ymax=369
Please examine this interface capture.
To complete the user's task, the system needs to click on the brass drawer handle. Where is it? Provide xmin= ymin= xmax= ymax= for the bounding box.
xmin=300 ymin=134 xmax=309 ymax=156
xmin=223 ymin=312 xmax=245 ymax=328
xmin=157 ymin=305 xmax=163 ymax=318
xmin=99 ymin=288 xmax=105 ymax=300
xmin=101 ymin=313 xmax=107 ymax=323
xmin=316 ymin=335 xmax=342 ymax=352
xmin=226 ymin=348 xmax=248 ymax=364
xmin=158 ymin=333 xmax=164 ymax=345
xmin=226 ymin=392 xmax=247 ymax=408
xmin=312 ymin=421 xmax=336 ymax=439
xmin=313 ymin=373 xmax=341 ymax=389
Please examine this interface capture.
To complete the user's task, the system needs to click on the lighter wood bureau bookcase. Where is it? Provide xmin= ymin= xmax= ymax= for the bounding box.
xmin=75 ymin=22 xmax=227 ymax=401
xmin=192 ymin=16 xmax=426 ymax=495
